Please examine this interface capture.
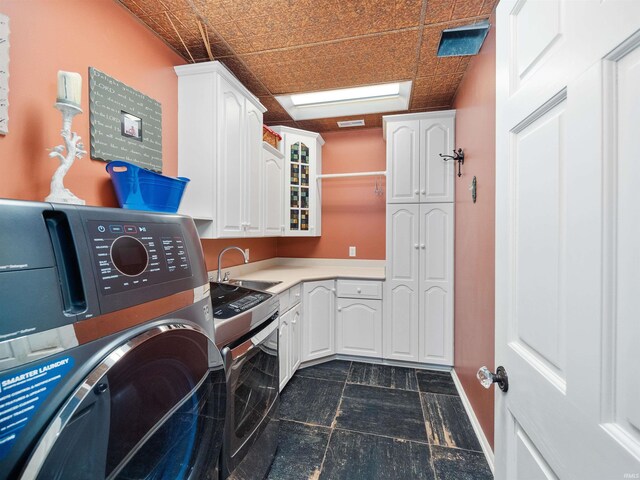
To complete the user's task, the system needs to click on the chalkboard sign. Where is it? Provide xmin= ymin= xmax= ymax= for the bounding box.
xmin=89 ymin=67 xmax=162 ymax=172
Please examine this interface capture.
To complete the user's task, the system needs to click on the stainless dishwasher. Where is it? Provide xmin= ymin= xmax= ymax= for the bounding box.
xmin=210 ymin=282 xmax=279 ymax=480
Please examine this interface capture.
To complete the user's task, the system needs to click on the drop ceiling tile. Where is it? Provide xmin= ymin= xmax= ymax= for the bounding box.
xmin=451 ymin=0 xmax=485 ymax=19
xmin=395 ymin=0 xmax=425 ymax=28
xmin=118 ymin=0 xmax=157 ymax=17
xmin=480 ymin=0 xmax=499 ymax=15
xmin=265 ymin=120 xmax=299 ymax=129
xmin=259 ymin=96 xmax=293 ymax=122
xmin=219 ymin=57 xmax=270 ymax=96
xmin=424 ymin=0 xmax=455 ymax=23
xmin=190 ymin=0 xmax=229 ymax=24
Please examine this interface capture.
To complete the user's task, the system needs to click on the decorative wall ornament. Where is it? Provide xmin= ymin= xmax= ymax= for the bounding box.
xmin=439 ymin=148 xmax=465 ymax=177
xmin=0 ymin=13 xmax=9 ymax=135
xmin=45 ymin=71 xmax=86 ymax=205
xmin=88 ymin=67 xmax=162 ymax=172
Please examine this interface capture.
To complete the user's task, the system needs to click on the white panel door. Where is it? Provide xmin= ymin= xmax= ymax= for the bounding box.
xmin=278 ymin=310 xmax=290 ymax=391
xmin=290 ymin=303 xmax=301 ymax=373
xmin=419 ymin=203 xmax=453 ymax=366
xmin=386 ymin=120 xmax=420 ymax=203
xmin=245 ymin=102 xmax=264 ymax=237
xmin=302 ymin=280 xmax=335 ymax=362
xmin=419 ymin=116 xmax=455 ymax=203
xmin=263 ymin=146 xmax=284 ymax=237
xmin=495 ymin=1 xmax=640 ymax=478
xmin=336 ymin=299 xmax=382 ymax=358
xmin=216 ymin=76 xmax=245 ymax=238
xmin=384 ymin=204 xmax=420 ymax=361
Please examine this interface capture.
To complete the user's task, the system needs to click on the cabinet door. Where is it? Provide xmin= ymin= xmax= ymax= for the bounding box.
xmin=419 ymin=203 xmax=454 ymax=365
xmin=384 ymin=204 xmax=420 ymax=362
xmin=302 ymin=280 xmax=335 ymax=362
xmin=245 ymin=102 xmax=264 ymax=236
xmin=216 ymin=76 xmax=245 ymax=237
xmin=290 ymin=303 xmax=301 ymax=373
xmin=336 ymin=299 xmax=382 ymax=357
xmin=386 ymin=120 xmax=420 ymax=203
xmin=419 ymin=116 xmax=455 ymax=203
xmin=284 ymin=132 xmax=317 ymax=237
xmin=263 ymin=147 xmax=284 ymax=236
xmin=279 ymin=310 xmax=290 ymax=391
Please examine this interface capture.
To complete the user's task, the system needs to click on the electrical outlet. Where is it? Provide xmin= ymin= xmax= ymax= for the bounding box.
xmin=244 ymin=248 xmax=250 ymax=261
xmin=349 ymin=246 xmax=356 ymax=257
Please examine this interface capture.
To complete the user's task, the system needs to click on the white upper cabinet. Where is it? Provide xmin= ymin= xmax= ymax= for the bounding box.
xmin=272 ymin=126 xmax=324 ymax=237
xmin=244 ymin=101 xmax=264 ymax=237
xmin=175 ymin=61 xmax=267 ymax=239
xmin=384 ymin=111 xmax=455 ymax=204
xmin=262 ymin=143 xmax=284 ymax=237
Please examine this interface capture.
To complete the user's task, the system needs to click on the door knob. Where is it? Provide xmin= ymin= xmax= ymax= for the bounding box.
xmin=477 ymin=366 xmax=509 ymax=392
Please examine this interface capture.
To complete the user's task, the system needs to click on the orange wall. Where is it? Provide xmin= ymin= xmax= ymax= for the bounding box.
xmin=201 ymin=238 xmax=278 ymax=271
xmin=277 ymin=128 xmax=386 ymax=259
xmin=0 ymin=0 xmax=278 ymax=268
xmin=452 ymin=20 xmax=496 ymax=448
xmin=0 ymin=0 xmax=184 ymax=204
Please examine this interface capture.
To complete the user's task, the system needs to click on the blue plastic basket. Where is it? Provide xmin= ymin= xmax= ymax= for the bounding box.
xmin=106 ymin=160 xmax=190 ymax=213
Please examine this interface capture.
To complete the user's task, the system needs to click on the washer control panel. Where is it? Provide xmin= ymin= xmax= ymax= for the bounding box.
xmin=87 ymin=220 xmax=192 ymax=295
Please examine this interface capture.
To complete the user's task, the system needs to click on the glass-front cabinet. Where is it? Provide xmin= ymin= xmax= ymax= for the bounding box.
xmin=273 ymin=126 xmax=324 ymax=237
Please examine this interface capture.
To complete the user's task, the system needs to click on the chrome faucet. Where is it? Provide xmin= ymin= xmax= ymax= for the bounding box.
xmin=217 ymin=246 xmax=248 ymax=283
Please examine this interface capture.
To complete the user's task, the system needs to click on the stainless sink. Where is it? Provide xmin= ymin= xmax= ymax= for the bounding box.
xmin=229 ymin=279 xmax=282 ymax=291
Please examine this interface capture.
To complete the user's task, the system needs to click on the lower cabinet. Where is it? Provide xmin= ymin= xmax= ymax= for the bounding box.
xmin=301 ymin=280 xmax=335 ymax=362
xmin=335 ymin=280 xmax=383 ymax=358
xmin=279 ymin=287 xmax=302 ymax=392
xmin=336 ymin=298 xmax=382 ymax=357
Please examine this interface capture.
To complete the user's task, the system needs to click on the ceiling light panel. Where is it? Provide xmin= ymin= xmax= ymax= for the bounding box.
xmin=276 ymin=81 xmax=412 ymax=121
xmin=291 ymin=83 xmax=400 ymax=106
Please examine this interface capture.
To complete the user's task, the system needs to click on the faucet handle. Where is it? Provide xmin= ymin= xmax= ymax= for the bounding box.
xmin=223 ymin=271 xmax=231 ymax=282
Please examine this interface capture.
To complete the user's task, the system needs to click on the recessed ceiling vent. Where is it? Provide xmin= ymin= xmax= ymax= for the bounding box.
xmin=337 ymin=119 xmax=365 ymax=128
xmin=437 ymin=20 xmax=490 ymax=57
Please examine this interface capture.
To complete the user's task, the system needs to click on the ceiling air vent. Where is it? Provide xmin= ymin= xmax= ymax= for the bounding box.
xmin=337 ymin=119 xmax=365 ymax=128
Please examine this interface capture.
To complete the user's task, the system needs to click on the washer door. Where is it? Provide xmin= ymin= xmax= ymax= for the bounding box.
xmin=20 ymin=324 xmax=225 ymax=480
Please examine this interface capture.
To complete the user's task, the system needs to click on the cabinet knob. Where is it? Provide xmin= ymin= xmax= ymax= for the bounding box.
xmin=421 ymin=244 xmax=426 ymax=249
xmin=337 ymin=307 xmax=342 ymax=312
xmin=357 ymin=288 xmax=362 ymax=293
xmin=421 ymin=189 xmax=426 ymax=195
xmin=331 ymin=288 xmax=336 ymax=293
xmin=414 ymin=244 xmax=419 ymax=249
xmin=414 ymin=190 xmax=419 ymax=195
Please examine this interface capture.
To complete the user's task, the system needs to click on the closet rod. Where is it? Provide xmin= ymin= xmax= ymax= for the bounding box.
xmin=316 ymin=171 xmax=386 ymax=179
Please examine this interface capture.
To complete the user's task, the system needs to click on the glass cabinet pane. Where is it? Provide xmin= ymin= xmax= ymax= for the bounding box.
xmin=290 ymin=210 xmax=299 ymax=230
xmin=291 ymin=142 xmax=300 ymax=162
xmin=301 ymin=165 xmax=309 ymax=186
xmin=301 ymin=188 xmax=309 ymax=209
xmin=290 ymin=163 xmax=299 ymax=185
xmin=290 ymin=187 xmax=299 ymax=208
xmin=300 ymin=143 xmax=309 ymax=164
xmin=300 ymin=210 xmax=309 ymax=230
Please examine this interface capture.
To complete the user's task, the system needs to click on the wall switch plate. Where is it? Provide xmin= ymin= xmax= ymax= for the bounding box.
xmin=244 ymin=249 xmax=250 ymax=261
xmin=349 ymin=246 xmax=356 ymax=257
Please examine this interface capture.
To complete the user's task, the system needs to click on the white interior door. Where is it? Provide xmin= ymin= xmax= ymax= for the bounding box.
xmin=495 ymin=1 xmax=640 ymax=478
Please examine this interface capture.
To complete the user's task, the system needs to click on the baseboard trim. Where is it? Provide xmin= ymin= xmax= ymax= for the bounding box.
xmin=450 ymin=369 xmax=495 ymax=473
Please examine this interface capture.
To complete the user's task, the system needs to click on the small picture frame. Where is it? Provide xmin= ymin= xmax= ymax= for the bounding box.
xmin=121 ymin=111 xmax=142 ymax=142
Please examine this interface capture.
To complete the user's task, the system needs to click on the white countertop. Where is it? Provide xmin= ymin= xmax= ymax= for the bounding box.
xmin=208 ymin=258 xmax=385 ymax=294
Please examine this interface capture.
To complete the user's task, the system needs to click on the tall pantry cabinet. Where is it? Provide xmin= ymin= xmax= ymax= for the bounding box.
xmin=383 ymin=111 xmax=455 ymax=366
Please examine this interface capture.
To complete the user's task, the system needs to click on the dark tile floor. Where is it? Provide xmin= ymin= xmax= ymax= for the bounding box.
xmin=268 ymin=360 xmax=493 ymax=480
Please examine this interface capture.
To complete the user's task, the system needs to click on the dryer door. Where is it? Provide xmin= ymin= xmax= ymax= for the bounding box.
xmin=19 ymin=324 xmax=225 ymax=480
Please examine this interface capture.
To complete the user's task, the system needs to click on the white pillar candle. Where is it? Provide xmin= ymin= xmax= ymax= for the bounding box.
xmin=56 ymin=71 xmax=82 ymax=106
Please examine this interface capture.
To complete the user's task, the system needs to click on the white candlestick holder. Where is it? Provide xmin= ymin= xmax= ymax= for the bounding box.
xmin=45 ymin=102 xmax=86 ymax=205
